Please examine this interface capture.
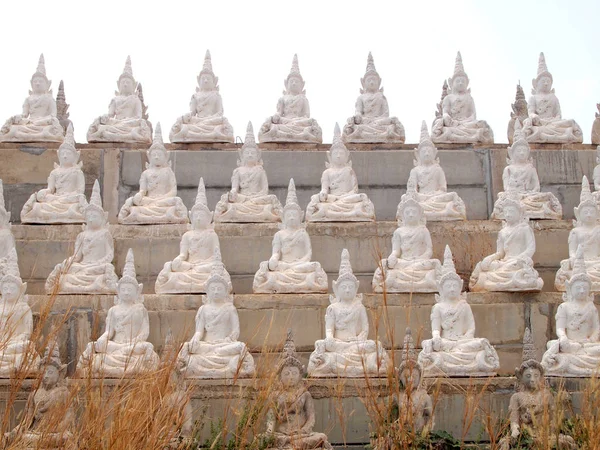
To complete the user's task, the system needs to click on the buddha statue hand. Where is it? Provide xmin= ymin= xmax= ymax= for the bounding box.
xmin=268 ymin=255 xmax=279 ymax=271
xmin=271 ymin=114 xmax=281 ymax=124
xmin=319 ymin=190 xmax=328 ymax=202
xmin=353 ymin=114 xmax=363 ymax=125
xmin=480 ymin=253 xmax=500 ymax=271
xmin=432 ymin=335 xmax=442 ymax=352
xmin=99 ymin=115 xmax=110 ymax=125
xmin=559 ymin=336 xmax=582 ymax=353
xmin=228 ymin=189 xmax=238 ymax=203
xmin=94 ymin=336 xmax=108 ymax=352
xmin=11 ymin=115 xmax=23 ymax=124
xmin=170 ymin=256 xmax=185 ymax=272
xmin=36 ymin=189 xmax=49 ymax=202
xmin=183 ymin=113 xmax=192 ymax=123
xmin=386 ymin=254 xmax=398 ymax=269
xmin=443 ymin=113 xmax=454 ymax=127
xmin=133 ymin=192 xmax=144 ymax=206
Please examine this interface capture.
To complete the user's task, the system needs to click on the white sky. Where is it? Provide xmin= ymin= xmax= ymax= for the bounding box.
xmin=2 ymin=0 xmax=599 ymax=144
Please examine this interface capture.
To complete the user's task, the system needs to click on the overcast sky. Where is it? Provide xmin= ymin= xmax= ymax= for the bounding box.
xmin=2 ymin=0 xmax=599 ymax=144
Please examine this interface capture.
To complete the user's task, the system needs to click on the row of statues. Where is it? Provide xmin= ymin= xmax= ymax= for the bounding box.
xmin=1 ymin=52 xmax=597 ymax=145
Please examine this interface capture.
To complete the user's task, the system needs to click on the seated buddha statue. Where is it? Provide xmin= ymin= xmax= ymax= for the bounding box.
xmin=0 ymin=252 xmax=40 ymax=377
xmin=404 ymin=121 xmax=466 ymax=221
xmin=118 ymin=123 xmax=188 ymax=224
xmin=259 ymin=54 xmax=322 ymax=143
xmin=430 ymin=52 xmax=494 ymax=144
xmin=260 ymin=332 xmax=332 ymax=450
xmin=555 ymin=176 xmax=600 ymax=291
xmin=87 ymin=56 xmax=152 ymax=144
xmin=177 ymin=264 xmax=255 ymax=379
xmin=372 ymin=192 xmax=441 ymax=293
xmin=543 ymin=246 xmax=600 ymax=377
xmin=45 ymin=180 xmax=118 ymax=294
xmin=491 ymin=120 xmax=562 ymax=220
xmin=253 ymin=179 xmax=328 ymax=293
xmin=0 ymin=54 xmax=64 ymax=143
xmin=307 ymin=249 xmax=389 ymax=378
xmin=592 ymin=104 xmax=600 ymax=145
xmin=343 ymin=52 xmax=405 ymax=143
xmin=20 ymin=124 xmax=87 ymax=224
xmin=418 ymin=246 xmax=500 ymax=377
xmin=214 ymin=122 xmax=283 ymax=223
xmin=77 ymin=249 xmax=160 ymax=377
xmin=522 ymin=53 xmax=583 ymax=144
xmin=156 ymin=178 xmax=232 ymax=294
xmin=471 ymin=196 xmax=544 ymax=292
xmin=169 ymin=50 xmax=234 ymax=143
xmin=0 ymin=180 xmax=16 ymax=280
xmin=305 ymin=123 xmax=375 ymax=222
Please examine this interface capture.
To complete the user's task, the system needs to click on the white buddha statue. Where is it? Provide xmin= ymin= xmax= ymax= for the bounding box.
xmin=170 ymin=50 xmax=234 ymax=143
xmin=118 ymin=123 xmax=189 ymax=224
xmin=20 ymin=124 xmax=88 ymax=224
xmin=45 ymin=180 xmax=118 ymax=294
xmin=372 ymin=192 xmax=441 ymax=293
xmin=543 ymin=246 xmax=600 ymax=377
xmin=491 ymin=120 xmax=562 ymax=220
xmin=87 ymin=56 xmax=152 ymax=144
xmin=593 ymin=104 xmax=600 ymax=145
xmin=555 ymin=177 xmax=600 ymax=291
xmin=470 ymin=196 xmax=543 ymax=292
xmin=418 ymin=246 xmax=500 ymax=377
xmin=0 ymin=54 xmax=64 ymax=143
xmin=156 ymin=178 xmax=232 ymax=294
xmin=0 ymin=180 xmax=16 ymax=281
xmin=77 ymin=249 xmax=160 ymax=377
xmin=342 ymin=52 xmax=405 ymax=144
xmin=522 ymin=53 xmax=583 ymax=144
xmin=507 ymin=83 xmax=528 ymax=144
xmin=307 ymin=249 xmax=389 ymax=378
xmin=0 ymin=252 xmax=40 ymax=378
xmin=253 ymin=179 xmax=328 ymax=294
xmin=403 ymin=121 xmax=466 ymax=221
xmin=214 ymin=122 xmax=283 ymax=223
xmin=305 ymin=124 xmax=375 ymax=222
xmin=259 ymin=54 xmax=322 ymax=144
xmin=431 ymin=52 xmax=494 ymax=144
xmin=177 ymin=264 xmax=255 ymax=379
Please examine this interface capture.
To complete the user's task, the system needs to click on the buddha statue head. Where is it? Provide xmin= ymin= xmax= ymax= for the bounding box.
xmin=0 ymin=180 xmax=11 ymax=228
xmin=415 ymin=121 xmax=439 ymax=166
xmin=284 ymin=54 xmax=305 ymax=96
xmin=57 ymin=124 xmax=80 ymax=168
xmin=501 ymin=195 xmax=526 ymax=226
xmin=204 ymin=257 xmax=232 ymax=304
xmin=332 ymin=249 xmax=359 ymax=303
xmin=117 ymin=249 xmax=143 ymax=305
xmin=117 ymin=56 xmax=137 ymax=96
xmin=397 ymin=328 xmax=422 ymax=391
xmin=574 ymin=176 xmax=598 ymax=227
xmin=85 ymin=180 xmax=108 ymax=230
xmin=30 ymin=54 xmax=51 ymax=95
xmin=565 ymin=245 xmax=592 ymax=304
xmin=360 ymin=52 xmax=382 ymax=94
xmin=278 ymin=330 xmax=305 ymax=388
xmin=516 ymin=328 xmax=543 ymax=393
xmin=532 ymin=52 xmax=553 ymax=95
xmin=282 ymin=178 xmax=303 ymax=229
xmin=146 ymin=123 xmax=170 ymax=168
xmin=39 ymin=342 xmax=67 ymax=389
xmin=190 ymin=178 xmax=213 ymax=229
xmin=197 ymin=50 xmax=219 ymax=92
xmin=437 ymin=245 xmax=463 ymax=300
xmin=507 ymin=120 xmax=531 ymax=165
xmin=448 ymin=52 xmax=470 ymax=95
xmin=397 ymin=190 xmax=425 ymax=227
xmin=0 ymin=249 xmax=26 ymax=304
xmin=238 ymin=122 xmax=262 ymax=167
xmin=327 ymin=123 xmax=351 ymax=169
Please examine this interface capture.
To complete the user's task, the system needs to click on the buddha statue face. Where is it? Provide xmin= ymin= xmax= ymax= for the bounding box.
xmin=1 ymin=280 xmax=21 ymax=303
xmin=42 ymin=365 xmax=60 ymax=390
xmin=284 ymin=209 xmax=301 ymax=229
xmin=85 ymin=209 xmax=105 ymax=230
xmin=440 ymin=278 xmax=461 ymax=301
xmin=31 ymin=75 xmax=49 ymax=95
xmin=400 ymin=366 xmax=421 ymax=390
xmin=191 ymin=209 xmax=212 ymax=230
xmin=280 ymin=365 xmax=301 ymax=389
xmin=149 ymin=149 xmax=168 ymax=167
xmin=242 ymin=147 xmax=259 ymax=166
xmin=503 ymin=205 xmax=522 ymax=225
xmin=331 ymin=147 xmax=349 ymax=167
xmin=536 ymin=76 xmax=552 ymax=94
xmin=512 ymin=143 xmax=530 ymax=164
xmin=118 ymin=282 xmax=138 ymax=304
xmin=571 ymin=280 xmax=591 ymax=303
xmin=287 ymin=76 xmax=303 ymax=95
xmin=580 ymin=205 xmax=598 ymax=226
xmin=199 ymin=73 xmax=216 ymax=91
xmin=419 ymin=144 xmax=436 ymax=164
xmin=207 ymin=280 xmax=227 ymax=303
xmin=119 ymin=78 xmax=135 ymax=96
xmin=337 ymin=279 xmax=358 ymax=302
xmin=402 ymin=205 xmax=422 ymax=227
xmin=451 ymin=76 xmax=468 ymax=94
xmin=521 ymin=366 xmax=542 ymax=392
xmin=58 ymin=147 xmax=78 ymax=167
xmin=364 ymin=74 xmax=380 ymax=93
